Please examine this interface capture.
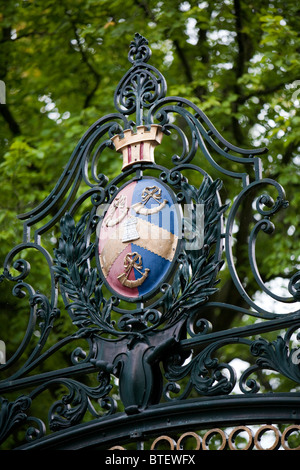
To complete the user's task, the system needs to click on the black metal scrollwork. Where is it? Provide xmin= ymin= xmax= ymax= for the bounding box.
xmin=115 ymin=33 xmax=167 ymax=126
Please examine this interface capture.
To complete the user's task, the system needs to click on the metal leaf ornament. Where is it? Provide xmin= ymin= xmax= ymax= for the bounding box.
xmin=162 ymin=176 xmax=228 ymax=325
xmin=53 ymin=213 xmax=116 ymax=336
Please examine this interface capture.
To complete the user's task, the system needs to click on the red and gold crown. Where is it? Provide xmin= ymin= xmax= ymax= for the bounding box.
xmin=111 ymin=125 xmax=163 ymax=170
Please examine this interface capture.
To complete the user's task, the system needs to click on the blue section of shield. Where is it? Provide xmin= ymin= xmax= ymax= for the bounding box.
xmin=131 ymin=243 xmax=171 ymax=297
xmin=130 ymin=178 xmax=179 ymax=236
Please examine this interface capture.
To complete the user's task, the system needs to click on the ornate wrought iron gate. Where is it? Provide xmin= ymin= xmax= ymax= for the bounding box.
xmin=1 ymin=34 xmax=300 ymax=451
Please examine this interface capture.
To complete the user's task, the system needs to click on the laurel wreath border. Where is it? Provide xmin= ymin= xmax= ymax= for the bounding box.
xmin=52 ymin=175 xmax=227 ymax=337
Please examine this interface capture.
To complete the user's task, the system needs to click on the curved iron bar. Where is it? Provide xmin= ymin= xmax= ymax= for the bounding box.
xmin=225 ymin=178 xmax=300 ymax=318
xmin=249 ymin=219 xmax=295 ymax=304
xmin=146 ymin=97 xmax=266 ymax=183
xmin=17 ymin=114 xmax=130 ymax=242
xmin=1 ymin=242 xmax=59 ymax=375
xmin=164 ymin=322 xmax=300 ymax=400
xmin=3 ymin=319 xmax=299 ymax=446
xmin=6 ymin=394 xmax=299 ymax=450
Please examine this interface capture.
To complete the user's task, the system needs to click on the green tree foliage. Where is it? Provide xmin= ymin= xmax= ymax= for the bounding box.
xmin=1 ymin=0 xmax=300 ymax=399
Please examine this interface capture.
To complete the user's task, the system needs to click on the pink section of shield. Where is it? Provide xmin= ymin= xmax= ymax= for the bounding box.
xmin=106 ymin=243 xmax=139 ymax=298
xmin=98 ymin=181 xmax=136 ymax=253
xmin=98 ymin=181 xmax=139 ymax=298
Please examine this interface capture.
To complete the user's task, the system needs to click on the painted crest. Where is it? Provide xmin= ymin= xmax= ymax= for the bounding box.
xmin=98 ymin=177 xmax=181 ymax=301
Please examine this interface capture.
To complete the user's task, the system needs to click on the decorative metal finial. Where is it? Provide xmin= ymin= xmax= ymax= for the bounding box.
xmin=114 ymin=33 xmax=166 ymax=126
xmin=128 ymin=32 xmax=151 ymax=64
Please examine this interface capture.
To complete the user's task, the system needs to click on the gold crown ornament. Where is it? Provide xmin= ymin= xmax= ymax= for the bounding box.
xmin=111 ymin=125 xmax=163 ymax=170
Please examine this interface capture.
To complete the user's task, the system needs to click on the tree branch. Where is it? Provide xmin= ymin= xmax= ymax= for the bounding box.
xmin=232 ymin=0 xmax=254 ymax=145
xmin=0 ymin=26 xmax=21 ymax=136
xmin=173 ymin=39 xmax=194 ymax=84
xmin=238 ymin=79 xmax=293 ymax=104
xmin=135 ymin=0 xmax=210 ymax=100
xmin=0 ymin=105 xmax=21 ymax=136
xmin=66 ymin=11 xmax=101 ymax=108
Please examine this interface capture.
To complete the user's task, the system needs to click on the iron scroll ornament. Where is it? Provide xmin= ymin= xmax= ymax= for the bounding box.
xmin=1 ymin=33 xmax=300 ymax=447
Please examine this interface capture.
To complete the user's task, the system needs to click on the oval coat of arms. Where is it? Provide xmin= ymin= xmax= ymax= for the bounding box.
xmin=98 ymin=177 xmax=181 ymax=301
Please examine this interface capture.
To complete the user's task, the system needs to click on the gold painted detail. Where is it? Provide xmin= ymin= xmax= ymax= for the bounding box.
xmin=105 ymin=195 xmax=129 ymax=227
xmin=117 ymin=252 xmax=150 ymax=288
xmin=132 ymin=186 xmax=168 ymax=215
xmin=108 ymin=424 xmax=300 ymax=451
xmin=132 ymin=219 xmax=177 ymax=261
xmin=100 ymin=219 xmax=178 ymax=278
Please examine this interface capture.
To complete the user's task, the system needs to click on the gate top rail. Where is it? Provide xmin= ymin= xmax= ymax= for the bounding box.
xmin=15 ymin=394 xmax=300 ymax=450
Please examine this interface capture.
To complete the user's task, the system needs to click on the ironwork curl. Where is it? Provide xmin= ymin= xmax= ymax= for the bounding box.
xmin=115 ymin=34 xmax=166 ymax=126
